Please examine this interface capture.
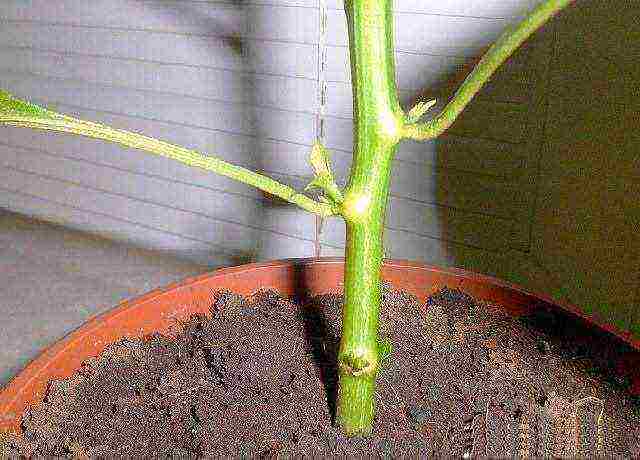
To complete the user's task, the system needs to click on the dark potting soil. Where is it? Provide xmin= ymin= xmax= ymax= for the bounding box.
xmin=2 ymin=283 xmax=640 ymax=457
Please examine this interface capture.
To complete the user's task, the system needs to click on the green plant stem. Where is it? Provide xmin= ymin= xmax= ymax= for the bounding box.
xmin=338 ymin=204 xmax=390 ymax=435
xmin=0 ymin=0 xmax=579 ymax=439
xmin=0 ymin=95 xmax=335 ymax=218
xmin=336 ymin=0 xmax=403 ymax=436
xmin=402 ymin=0 xmax=574 ymax=140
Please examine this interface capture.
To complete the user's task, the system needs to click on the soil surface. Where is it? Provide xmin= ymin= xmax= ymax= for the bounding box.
xmin=2 ymin=283 xmax=640 ymax=457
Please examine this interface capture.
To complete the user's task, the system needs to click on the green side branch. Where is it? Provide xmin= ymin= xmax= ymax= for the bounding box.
xmin=0 ymin=0 xmax=579 ymax=440
xmin=0 ymin=90 xmax=336 ymax=218
xmin=304 ymin=142 xmax=344 ymax=208
xmin=402 ymin=0 xmax=575 ymax=140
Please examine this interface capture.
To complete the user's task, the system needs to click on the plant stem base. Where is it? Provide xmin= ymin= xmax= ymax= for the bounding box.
xmin=336 ymin=371 xmax=376 ymax=436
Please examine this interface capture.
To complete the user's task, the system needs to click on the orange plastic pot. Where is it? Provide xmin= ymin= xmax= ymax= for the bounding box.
xmin=1 ymin=258 xmax=639 ymax=434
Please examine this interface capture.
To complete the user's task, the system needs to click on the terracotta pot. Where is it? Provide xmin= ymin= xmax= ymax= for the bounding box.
xmin=1 ymin=258 xmax=639 ymax=434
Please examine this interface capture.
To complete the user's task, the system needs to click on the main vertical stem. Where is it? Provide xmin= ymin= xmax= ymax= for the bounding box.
xmin=338 ymin=189 xmax=392 ymax=435
xmin=337 ymin=0 xmax=403 ymax=436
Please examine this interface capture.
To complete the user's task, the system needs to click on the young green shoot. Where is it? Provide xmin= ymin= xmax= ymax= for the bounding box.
xmin=0 ymin=0 xmax=575 ymax=436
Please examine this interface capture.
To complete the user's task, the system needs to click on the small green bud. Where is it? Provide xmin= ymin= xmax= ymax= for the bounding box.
xmin=309 ymin=141 xmax=333 ymax=178
xmin=405 ymin=99 xmax=437 ymax=124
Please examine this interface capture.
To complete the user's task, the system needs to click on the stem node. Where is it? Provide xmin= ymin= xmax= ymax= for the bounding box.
xmin=341 ymin=192 xmax=372 ymax=223
xmin=339 ymin=350 xmax=378 ymax=377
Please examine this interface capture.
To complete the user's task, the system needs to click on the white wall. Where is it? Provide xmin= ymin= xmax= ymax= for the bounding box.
xmin=0 ymin=0 xmax=532 ymax=264
xmin=0 ymin=1 xmax=637 ymax=332
xmin=0 ymin=0 xmax=322 ymax=266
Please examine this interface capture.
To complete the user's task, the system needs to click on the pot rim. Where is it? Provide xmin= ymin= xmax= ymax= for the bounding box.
xmin=1 ymin=257 xmax=638 ymax=431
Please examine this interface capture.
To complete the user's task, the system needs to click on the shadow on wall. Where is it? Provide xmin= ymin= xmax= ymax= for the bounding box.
xmin=134 ymin=0 xmax=638 ymax=332
xmin=139 ymin=0 xmax=323 ymax=263
xmin=406 ymin=0 xmax=639 ymax=333
xmin=142 ymin=1 xmax=639 ymax=332
xmin=401 ymin=20 xmax=547 ymax=276
xmin=388 ymin=2 xmax=548 ymax=270
xmin=133 ymin=0 xmax=266 ymax=265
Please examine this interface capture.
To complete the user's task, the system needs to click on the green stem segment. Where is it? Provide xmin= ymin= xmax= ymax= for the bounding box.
xmin=336 ymin=0 xmax=402 ymax=436
xmin=0 ymin=91 xmax=334 ymax=217
xmin=338 ymin=213 xmax=390 ymax=435
xmin=403 ymin=0 xmax=575 ymax=140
